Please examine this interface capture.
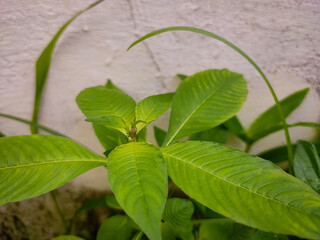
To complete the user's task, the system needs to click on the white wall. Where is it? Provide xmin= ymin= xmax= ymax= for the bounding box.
xmin=1 ymin=0 xmax=320 ymax=191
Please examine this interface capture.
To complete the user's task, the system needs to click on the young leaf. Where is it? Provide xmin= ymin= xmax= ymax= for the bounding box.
xmin=163 ymin=198 xmax=194 ymax=227
xmin=76 ymin=86 xmax=136 ymax=124
xmin=154 ymin=126 xmax=167 ymax=147
xmin=177 ymin=74 xmax=188 ymax=81
xmin=247 ymin=88 xmax=309 ymax=141
xmin=0 ymin=135 xmax=106 ymax=205
xmin=93 ymin=123 xmax=127 ymax=152
xmin=97 ymin=215 xmax=133 ymax=240
xmin=31 ymin=0 xmax=104 ymax=134
xmin=86 ymin=116 xmax=127 ymax=133
xmin=135 ymin=93 xmax=174 ymax=132
xmin=163 ymin=69 xmax=247 ymax=146
xmin=51 ymin=236 xmax=85 ymax=240
xmin=161 ymin=222 xmax=176 ymax=240
xmin=223 ymin=116 xmax=248 ymax=142
xmin=294 ymin=140 xmax=320 ymax=193
xmin=189 ymin=125 xmax=228 ymax=144
xmin=251 ymin=230 xmax=288 ymax=240
xmin=198 ymin=219 xmax=254 ymax=240
xmin=105 ymin=79 xmax=123 ymax=92
xmin=161 ymin=141 xmax=320 ymax=239
xmin=107 ymin=142 xmax=168 ymax=240
xmin=136 ymin=127 xmax=147 ymax=142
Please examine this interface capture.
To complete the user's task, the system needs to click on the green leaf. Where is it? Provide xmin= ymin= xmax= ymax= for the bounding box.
xmin=192 ymin=200 xmax=225 ymax=219
xmin=161 ymin=141 xmax=320 ymax=239
xmin=189 ymin=125 xmax=228 ymax=144
xmin=259 ymin=141 xmax=320 ymax=164
xmin=97 ymin=215 xmax=133 ymax=240
xmin=93 ymin=123 xmax=127 ymax=153
xmin=250 ymin=230 xmax=288 ymax=240
xmin=75 ymin=196 xmax=107 ymax=215
xmin=198 ymin=219 xmax=254 ymax=240
xmin=107 ymin=142 xmax=168 ymax=240
xmin=223 ymin=116 xmax=247 ymax=142
xmin=161 ymin=222 xmax=176 ymax=240
xmin=294 ymin=140 xmax=320 ymax=193
xmin=105 ymin=79 xmax=123 ymax=92
xmin=154 ymin=126 xmax=167 ymax=147
xmin=177 ymin=74 xmax=188 ymax=81
xmin=105 ymin=195 xmax=122 ymax=210
xmin=163 ymin=198 xmax=194 ymax=227
xmin=132 ymin=231 xmax=144 ymax=240
xmin=31 ymin=0 xmax=104 ymax=134
xmin=0 ymin=131 xmax=5 ymax=137
xmin=136 ymin=127 xmax=147 ymax=142
xmin=0 ymin=135 xmax=106 ymax=205
xmin=86 ymin=116 xmax=127 ymax=133
xmin=51 ymin=236 xmax=85 ymax=240
xmin=163 ymin=69 xmax=247 ymax=146
xmin=136 ymin=93 xmax=174 ymax=132
xmin=0 ymin=112 xmax=66 ymax=137
xmin=76 ymin=86 xmax=136 ymax=125
xmin=247 ymin=88 xmax=309 ymax=141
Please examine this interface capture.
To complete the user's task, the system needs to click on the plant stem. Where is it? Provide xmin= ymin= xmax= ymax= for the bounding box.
xmin=50 ymin=191 xmax=68 ymax=232
xmin=0 ymin=113 xmax=67 ymax=137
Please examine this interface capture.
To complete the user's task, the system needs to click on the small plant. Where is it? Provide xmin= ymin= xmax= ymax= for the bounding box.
xmin=1 ymin=5 xmax=320 ymax=240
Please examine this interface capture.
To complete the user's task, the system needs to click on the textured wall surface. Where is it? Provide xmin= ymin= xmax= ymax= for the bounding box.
xmin=0 ymin=0 xmax=319 ymax=238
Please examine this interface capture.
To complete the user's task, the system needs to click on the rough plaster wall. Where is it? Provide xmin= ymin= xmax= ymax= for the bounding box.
xmin=0 ymin=0 xmax=319 ymax=238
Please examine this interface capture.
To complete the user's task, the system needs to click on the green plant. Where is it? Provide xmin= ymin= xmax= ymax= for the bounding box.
xmin=1 ymin=14 xmax=320 ymax=240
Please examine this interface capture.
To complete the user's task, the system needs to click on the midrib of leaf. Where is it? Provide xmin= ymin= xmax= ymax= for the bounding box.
xmin=164 ymin=78 xmax=228 ymax=146
xmin=0 ymin=159 xmax=106 ymax=170
xmin=162 ymin=152 xmax=319 ymax=219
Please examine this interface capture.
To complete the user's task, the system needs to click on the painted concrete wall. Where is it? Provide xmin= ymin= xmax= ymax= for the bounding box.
xmin=0 ymin=0 xmax=319 ymax=237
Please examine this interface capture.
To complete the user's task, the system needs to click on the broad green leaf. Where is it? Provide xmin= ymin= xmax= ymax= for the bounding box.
xmin=75 ymin=196 xmax=107 ymax=215
xmin=0 ymin=135 xmax=106 ymax=205
xmin=154 ymin=126 xmax=167 ymax=147
xmin=105 ymin=79 xmax=123 ymax=92
xmin=31 ymin=0 xmax=104 ymax=134
xmin=198 ymin=219 xmax=254 ymax=240
xmin=259 ymin=141 xmax=320 ymax=164
xmin=224 ymin=116 xmax=248 ymax=142
xmin=97 ymin=215 xmax=133 ymax=240
xmin=177 ymin=74 xmax=188 ymax=81
xmin=0 ymin=131 xmax=5 ymax=137
xmin=163 ymin=198 xmax=194 ymax=227
xmin=161 ymin=222 xmax=176 ymax=240
xmin=51 ymin=236 xmax=85 ymax=240
xmin=294 ymin=140 xmax=320 ymax=193
xmin=136 ymin=93 xmax=174 ymax=132
xmin=93 ymin=123 xmax=127 ymax=153
xmin=76 ymin=86 xmax=136 ymax=124
xmin=189 ymin=125 xmax=228 ymax=144
xmin=107 ymin=142 xmax=168 ymax=240
xmin=247 ymin=88 xmax=309 ymax=141
xmin=163 ymin=69 xmax=247 ymax=146
xmin=192 ymin=200 xmax=225 ymax=219
xmin=136 ymin=127 xmax=147 ymax=142
xmin=0 ymin=112 xmax=66 ymax=137
xmin=86 ymin=116 xmax=127 ymax=133
xmin=251 ymin=231 xmax=288 ymax=240
xmin=161 ymin=141 xmax=320 ymax=239
xmin=105 ymin=195 xmax=122 ymax=210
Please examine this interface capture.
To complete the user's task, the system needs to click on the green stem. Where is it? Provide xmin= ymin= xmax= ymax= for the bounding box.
xmin=128 ymin=26 xmax=294 ymax=173
xmin=50 ymin=191 xmax=68 ymax=232
xmin=0 ymin=113 xmax=67 ymax=137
